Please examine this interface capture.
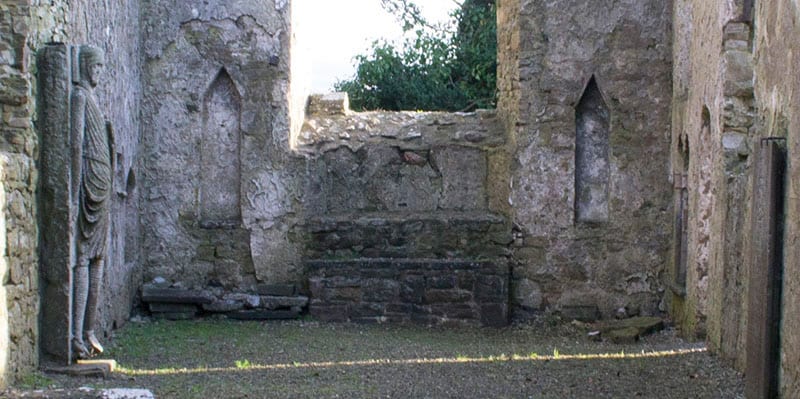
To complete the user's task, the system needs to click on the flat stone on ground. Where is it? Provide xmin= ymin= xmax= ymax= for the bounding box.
xmin=600 ymin=316 xmax=665 ymax=343
xmin=44 ymin=361 xmax=114 ymax=378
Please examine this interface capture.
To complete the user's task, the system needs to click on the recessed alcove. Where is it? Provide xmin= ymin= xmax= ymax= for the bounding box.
xmin=200 ymin=68 xmax=242 ymax=225
xmin=574 ymin=76 xmax=610 ymax=223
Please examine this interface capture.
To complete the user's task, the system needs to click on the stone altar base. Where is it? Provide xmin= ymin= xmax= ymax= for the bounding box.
xmin=307 ymin=258 xmax=510 ymax=327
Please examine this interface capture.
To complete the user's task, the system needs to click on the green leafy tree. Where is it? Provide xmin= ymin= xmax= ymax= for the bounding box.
xmin=335 ymin=0 xmax=496 ymax=111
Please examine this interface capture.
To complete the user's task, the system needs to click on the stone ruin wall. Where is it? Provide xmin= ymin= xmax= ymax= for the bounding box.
xmin=139 ymin=0 xmax=305 ymax=291
xmin=672 ymin=0 xmax=756 ymax=364
xmin=299 ymin=98 xmax=511 ymax=325
xmin=13 ymin=0 xmax=800 ymax=391
xmin=0 ymin=0 xmax=142 ymax=386
xmin=497 ymin=0 xmax=674 ymax=320
xmin=68 ymin=0 xmax=676 ymax=329
xmin=755 ymin=1 xmax=800 ymax=395
xmin=673 ymin=0 xmax=800 ymax=395
xmin=670 ymin=0 xmax=757 ymax=364
xmin=298 ymin=102 xmax=508 ymax=259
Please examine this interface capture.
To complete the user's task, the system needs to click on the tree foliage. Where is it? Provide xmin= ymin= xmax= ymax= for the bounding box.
xmin=335 ymin=0 xmax=496 ymax=112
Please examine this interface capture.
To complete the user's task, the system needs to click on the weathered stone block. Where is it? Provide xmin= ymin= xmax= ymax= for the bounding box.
xmin=307 ymin=259 xmax=509 ymax=326
xmin=331 ymin=287 xmax=361 ymax=301
xmin=307 ymin=92 xmax=349 ymax=116
xmin=141 ymin=285 xmax=214 ymax=304
xmin=600 ymin=317 xmax=664 ymax=344
xmin=434 ymin=146 xmax=487 ymax=210
xmin=202 ymin=299 xmax=244 ymax=313
xmin=224 ymin=293 xmax=260 ymax=309
xmin=722 ymin=51 xmax=754 ymax=97
xmin=362 ymin=279 xmax=400 ymax=302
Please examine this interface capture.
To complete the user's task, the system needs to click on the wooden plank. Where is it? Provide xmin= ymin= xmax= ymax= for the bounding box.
xmin=745 ymin=138 xmax=786 ymax=399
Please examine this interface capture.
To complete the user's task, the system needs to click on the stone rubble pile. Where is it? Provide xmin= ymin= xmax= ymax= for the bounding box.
xmin=141 ymin=279 xmax=308 ymax=321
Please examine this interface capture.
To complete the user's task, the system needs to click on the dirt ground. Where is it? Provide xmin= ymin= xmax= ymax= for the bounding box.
xmin=5 ymin=319 xmax=744 ymax=398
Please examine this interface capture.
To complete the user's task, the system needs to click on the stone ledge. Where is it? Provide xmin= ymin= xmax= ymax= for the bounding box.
xmin=298 ymin=103 xmax=504 ymax=154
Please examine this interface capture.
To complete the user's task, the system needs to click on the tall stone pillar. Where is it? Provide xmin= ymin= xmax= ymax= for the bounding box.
xmin=37 ymin=43 xmax=77 ymax=363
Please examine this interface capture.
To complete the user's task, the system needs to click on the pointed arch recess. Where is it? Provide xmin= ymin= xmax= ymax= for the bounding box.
xmin=201 ymin=68 xmax=242 ymax=223
xmin=575 ymin=76 xmax=610 ymax=223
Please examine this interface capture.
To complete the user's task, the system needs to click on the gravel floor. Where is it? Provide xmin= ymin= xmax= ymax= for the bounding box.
xmin=6 ymin=319 xmax=744 ymax=398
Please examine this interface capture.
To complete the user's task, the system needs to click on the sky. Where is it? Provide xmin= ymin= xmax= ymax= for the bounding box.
xmin=302 ymin=0 xmax=458 ymax=93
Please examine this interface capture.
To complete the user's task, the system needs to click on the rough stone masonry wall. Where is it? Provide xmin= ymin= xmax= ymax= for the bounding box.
xmin=497 ymin=0 xmax=673 ymax=320
xmin=0 ymin=1 xmax=63 ymax=385
xmin=0 ymin=0 xmax=142 ymax=386
xmin=140 ymin=0 xmax=305 ymax=291
xmin=298 ymin=105 xmax=508 ymax=259
xmin=298 ymin=98 xmax=511 ymax=325
xmin=752 ymin=1 xmax=800 ymax=396
xmin=66 ymin=0 xmax=144 ymax=348
xmin=670 ymin=0 xmax=757 ymax=368
xmin=672 ymin=1 xmax=800 ymax=395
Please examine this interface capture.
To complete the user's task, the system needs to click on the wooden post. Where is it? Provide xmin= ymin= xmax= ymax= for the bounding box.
xmin=745 ymin=138 xmax=786 ymax=399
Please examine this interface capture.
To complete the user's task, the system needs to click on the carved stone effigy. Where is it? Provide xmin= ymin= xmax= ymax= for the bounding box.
xmin=38 ymin=43 xmax=114 ymax=363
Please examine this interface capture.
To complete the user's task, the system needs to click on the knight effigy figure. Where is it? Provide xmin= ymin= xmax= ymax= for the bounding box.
xmin=70 ymin=45 xmax=115 ymax=359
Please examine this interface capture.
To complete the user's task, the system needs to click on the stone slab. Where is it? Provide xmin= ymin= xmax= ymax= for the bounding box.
xmin=37 ymin=43 xmax=76 ymax=363
xmin=599 ymin=317 xmax=665 ymax=343
xmin=202 ymin=299 xmax=245 ymax=313
xmin=77 ymin=359 xmax=117 ymax=372
xmin=141 ymin=285 xmax=213 ymax=304
xmin=45 ymin=362 xmax=113 ymax=378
